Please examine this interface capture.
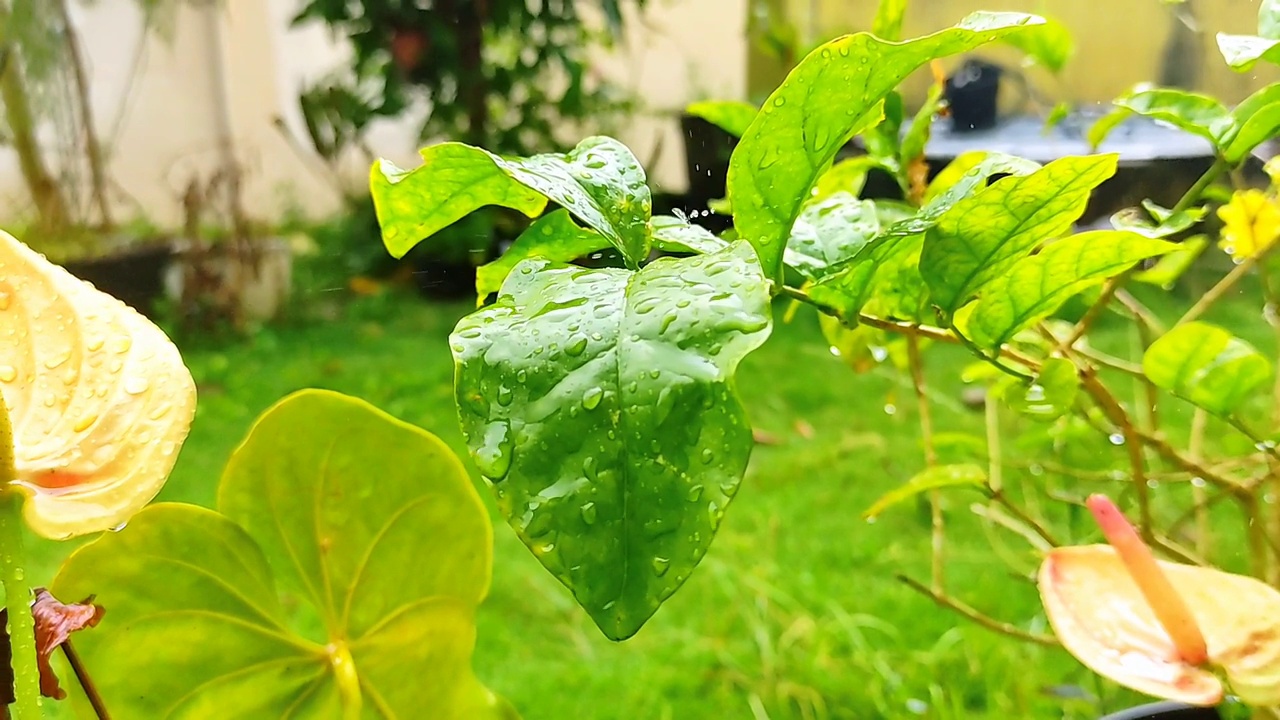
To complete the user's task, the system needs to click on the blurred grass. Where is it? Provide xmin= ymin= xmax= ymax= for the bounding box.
xmin=25 ymin=262 xmax=1276 ymax=719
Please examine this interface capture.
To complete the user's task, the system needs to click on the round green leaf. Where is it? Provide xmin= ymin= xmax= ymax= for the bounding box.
xmin=450 ymin=242 xmax=771 ymax=640
xmin=52 ymin=390 xmax=511 ymax=719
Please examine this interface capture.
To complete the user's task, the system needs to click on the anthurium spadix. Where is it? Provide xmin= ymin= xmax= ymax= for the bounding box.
xmin=1040 ymin=494 xmax=1280 ymax=707
xmin=0 ymin=230 xmax=195 ymax=539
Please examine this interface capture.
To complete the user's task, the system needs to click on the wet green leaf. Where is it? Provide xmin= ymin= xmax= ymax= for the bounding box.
xmin=1221 ymin=84 xmax=1280 ymax=164
xmin=1143 ymin=322 xmax=1273 ymax=417
xmin=450 ymin=242 xmax=771 ymax=640
xmin=784 ymin=193 xmax=881 ymax=281
xmin=650 ymin=215 xmax=730 ymax=255
xmin=1087 ymin=107 xmax=1131 ymax=150
xmin=919 ymin=154 xmax=1118 ymax=316
xmin=685 ymin=100 xmax=758 ymax=138
xmin=727 ymin=12 xmax=1045 ymax=281
xmin=1011 ymin=357 xmax=1080 ymax=422
xmin=1217 ymin=33 xmax=1280 ymax=72
xmin=812 ymin=156 xmax=882 ymax=201
xmin=808 ymin=233 xmax=919 ymax=321
xmin=864 ymin=464 xmax=988 ymax=519
xmin=52 ymin=390 xmax=511 ymax=719
xmin=819 ymin=314 xmax=888 ymax=373
xmin=900 ymin=82 xmax=946 ymax=166
xmin=374 ymin=137 xmax=652 ymax=266
xmin=922 ymin=151 xmax=1042 ymax=207
xmin=1001 ymin=17 xmax=1074 ymax=73
xmin=1111 ymin=201 xmax=1207 ymax=239
xmin=966 ymin=231 xmax=1173 ymax=349
xmin=1134 ymin=236 xmax=1210 ymax=287
xmin=872 ymin=0 xmax=907 ymax=41
xmin=1107 ymin=85 xmax=1231 ymax=145
xmin=1262 ymin=0 xmax=1280 ymax=39
xmin=476 ymin=210 xmax=609 ymax=303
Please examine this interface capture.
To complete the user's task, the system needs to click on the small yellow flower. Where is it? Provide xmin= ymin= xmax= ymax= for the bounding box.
xmin=0 ymin=231 xmax=196 ymax=539
xmin=1217 ymin=189 xmax=1280 ymax=260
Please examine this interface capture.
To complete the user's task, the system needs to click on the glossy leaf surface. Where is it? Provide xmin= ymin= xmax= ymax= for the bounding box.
xmin=0 ymin=230 xmax=196 ymax=539
xmin=966 ymin=231 xmax=1174 ymax=349
xmin=783 ymin=193 xmax=881 ymax=281
xmin=475 ymin=210 xmax=609 ymax=304
xmin=1218 ymin=33 xmax=1280 ymax=72
xmin=374 ymin=137 xmax=651 ymax=266
xmin=650 ymin=215 xmax=730 ymax=255
xmin=1041 ymin=545 xmax=1280 ymax=707
xmin=52 ymin=390 xmax=510 ymax=718
xmin=1101 ymin=85 xmax=1230 ymax=146
xmin=1221 ymin=84 xmax=1280 ymax=165
xmin=684 ymin=100 xmax=757 ymax=138
xmin=450 ymin=242 xmax=771 ymax=640
xmin=919 ymin=155 xmax=1118 ymax=316
xmin=1143 ymin=322 xmax=1272 ymax=416
xmin=727 ymin=12 xmax=1045 ymax=280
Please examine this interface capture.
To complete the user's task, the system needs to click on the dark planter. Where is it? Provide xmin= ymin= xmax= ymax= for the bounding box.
xmin=681 ymin=113 xmax=737 ymax=207
xmin=62 ymin=241 xmax=174 ymax=320
xmin=944 ymin=59 xmax=1004 ymax=132
xmin=1099 ymin=702 xmax=1220 ymax=720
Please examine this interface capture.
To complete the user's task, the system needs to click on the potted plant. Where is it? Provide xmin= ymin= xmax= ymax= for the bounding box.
xmin=292 ymin=0 xmax=648 ymax=300
xmin=0 ymin=0 xmax=184 ymax=317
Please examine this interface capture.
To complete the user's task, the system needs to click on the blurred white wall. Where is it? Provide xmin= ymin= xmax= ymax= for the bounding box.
xmin=0 ymin=0 xmax=747 ymax=229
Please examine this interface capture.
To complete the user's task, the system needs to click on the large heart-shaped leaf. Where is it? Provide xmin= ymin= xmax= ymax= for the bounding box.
xmin=966 ymin=231 xmax=1175 ymax=349
xmin=52 ymin=390 xmax=511 ymax=718
xmin=1142 ymin=322 xmax=1272 ymax=417
xmin=450 ymin=242 xmax=771 ymax=640
xmin=0 ymin=230 xmax=196 ymax=539
xmin=919 ymin=154 xmax=1118 ymax=316
xmin=727 ymin=11 xmax=1045 ymax=281
xmin=373 ymin=137 xmax=652 ymax=266
xmin=475 ymin=210 xmax=609 ymax=304
xmin=1041 ymin=545 xmax=1280 ymax=707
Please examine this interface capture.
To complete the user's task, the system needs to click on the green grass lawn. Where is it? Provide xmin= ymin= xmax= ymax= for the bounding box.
xmin=27 ymin=272 xmax=1275 ymax=719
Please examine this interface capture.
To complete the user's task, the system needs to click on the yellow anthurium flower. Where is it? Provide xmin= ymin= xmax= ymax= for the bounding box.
xmin=0 ymin=230 xmax=196 ymax=539
xmin=1040 ymin=495 xmax=1280 ymax=707
xmin=1217 ymin=189 xmax=1280 ymax=260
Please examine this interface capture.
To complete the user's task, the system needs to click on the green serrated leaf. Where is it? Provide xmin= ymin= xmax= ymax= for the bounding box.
xmin=1222 ymin=84 xmax=1280 ymax=164
xmin=1111 ymin=84 xmax=1232 ymax=145
xmin=872 ymin=0 xmax=907 ymax=41
xmin=784 ymin=193 xmax=881 ymax=281
xmin=685 ymin=100 xmax=759 ymax=138
xmin=864 ymin=464 xmax=988 ymax=519
xmin=920 ymin=154 xmax=1119 ymax=316
xmin=1111 ymin=202 xmax=1207 ymax=239
xmin=450 ymin=242 xmax=771 ymax=640
xmin=1217 ymin=33 xmax=1280 ymax=72
xmin=728 ymin=12 xmax=1046 ymax=281
xmin=477 ymin=210 xmax=610 ymax=303
xmin=1000 ymin=16 xmax=1074 ymax=73
xmin=1143 ymin=322 xmax=1273 ymax=417
xmin=967 ymin=231 xmax=1174 ymax=349
xmin=52 ymin=390 xmax=512 ymax=719
xmin=650 ymin=215 xmax=730 ymax=255
xmin=1134 ymin=236 xmax=1210 ymax=287
xmin=1011 ymin=357 xmax=1080 ymax=422
xmin=374 ymin=137 xmax=652 ymax=266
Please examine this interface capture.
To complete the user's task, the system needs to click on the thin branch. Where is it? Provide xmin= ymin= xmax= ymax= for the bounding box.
xmin=1058 ymin=271 xmax=1130 ymax=353
xmin=1078 ymin=370 xmax=1154 ymax=539
xmin=897 ymin=575 xmax=1058 ymax=646
xmin=1171 ymin=157 xmax=1228 ymax=215
xmin=62 ymin=640 xmax=110 ymax=720
xmin=991 ymin=491 xmax=1061 ymax=547
xmin=1115 ymin=290 xmax=1168 ymax=335
xmin=1177 ymin=254 xmax=1260 ymax=327
xmin=907 ymin=334 xmax=944 ymax=592
xmin=1188 ymin=409 xmax=1211 ymax=557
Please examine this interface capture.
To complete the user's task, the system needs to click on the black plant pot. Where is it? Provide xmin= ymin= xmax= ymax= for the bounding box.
xmin=680 ymin=113 xmax=737 ymax=207
xmin=1099 ymin=702 xmax=1220 ymax=720
xmin=945 ymin=59 xmax=1003 ymax=132
xmin=62 ymin=241 xmax=175 ymax=320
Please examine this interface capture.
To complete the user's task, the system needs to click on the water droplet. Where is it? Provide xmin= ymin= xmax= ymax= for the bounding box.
xmin=0 ymin=366 xmax=15 ymax=383
xmin=496 ymin=385 xmax=514 ymax=406
xmin=1108 ymin=433 xmax=1125 ymax=446
xmin=701 ymin=448 xmax=714 ymax=464
xmin=0 ymin=291 xmax=9 ymax=310
xmin=687 ymin=484 xmax=704 ymax=502
xmin=44 ymin=351 xmax=71 ymax=370
xmin=516 ymin=370 xmax=528 ymax=384
xmin=582 ymin=387 xmax=604 ymax=410
xmin=73 ymin=415 xmax=98 ymax=433
xmin=110 ymin=336 xmax=132 ymax=354
xmin=584 ymin=456 xmax=598 ymax=480
xmin=772 ymin=97 xmax=786 ymax=107
xmin=883 ymin=403 xmax=897 ymax=415
xmin=566 ymin=335 xmax=589 ymax=356
xmin=652 ymin=557 xmax=671 ymax=576
xmin=124 ymin=376 xmax=150 ymax=395
xmin=580 ymin=502 xmax=597 ymax=525
xmin=475 ymin=421 xmax=513 ymax=480
xmin=1191 ymin=476 xmax=1207 ymax=488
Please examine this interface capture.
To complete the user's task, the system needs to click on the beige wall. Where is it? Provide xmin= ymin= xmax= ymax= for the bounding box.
xmin=0 ymin=0 xmax=747 ymax=229
xmin=786 ymin=0 xmax=1279 ymax=108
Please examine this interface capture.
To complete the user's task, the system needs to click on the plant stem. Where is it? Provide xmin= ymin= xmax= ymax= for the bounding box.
xmin=61 ymin=641 xmax=108 ymax=720
xmin=1177 ymin=254 xmax=1259 ymax=327
xmin=896 ymin=575 xmax=1058 ymax=646
xmin=0 ymin=397 xmax=37 ymax=719
xmin=1188 ymin=409 xmax=1211 ymax=557
xmin=907 ymin=335 xmax=943 ymax=592
xmin=1058 ymin=271 xmax=1129 ymax=352
xmin=1171 ymin=158 xmax=1229 ymax=216
xmin=1079 ymin=371 xmax=1153 ymax=539
xmin=985 ymin=396 xmax=1002 ymax=494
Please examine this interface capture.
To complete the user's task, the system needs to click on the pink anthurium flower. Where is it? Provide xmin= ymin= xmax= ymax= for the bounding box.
xmin=1040 ymin=494 xmax=1280 ymax=707
xmin=0 ymin=231 xmax=196 ymax=539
